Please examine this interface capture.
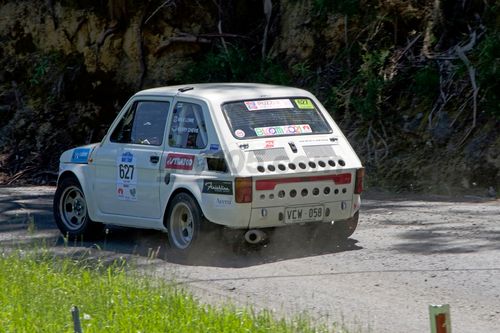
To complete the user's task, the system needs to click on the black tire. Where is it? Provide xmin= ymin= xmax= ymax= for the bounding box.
xmin=166 ymin=193 xmax=204 ymax=250
xmin=332 ymin=212 xmax=359 ymax=239
xmin=53 ymin=176 xmax=104 ymax=240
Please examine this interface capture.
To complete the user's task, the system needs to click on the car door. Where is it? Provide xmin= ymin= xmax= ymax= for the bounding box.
xmin=92 ymin=97 xmax=172 ymax=220
xmin=160 ymin=98 xmax=212 ymax=200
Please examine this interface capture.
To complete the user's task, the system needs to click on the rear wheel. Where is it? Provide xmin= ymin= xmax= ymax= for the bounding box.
xmin=332 ymin=212 xmax=359 ymax=239
xmin=53 ymin=177 xmax=104 ymax=240
xmin=166 ymin=193 xmax=203 ymax=250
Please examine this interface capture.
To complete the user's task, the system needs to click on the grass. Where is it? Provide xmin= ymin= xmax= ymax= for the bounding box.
xmin=0 ymin=247 xmax=342 ymax=333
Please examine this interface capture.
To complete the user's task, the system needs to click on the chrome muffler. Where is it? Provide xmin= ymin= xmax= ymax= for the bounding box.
xmin=244 ymin=229 xmax=267 ymax=244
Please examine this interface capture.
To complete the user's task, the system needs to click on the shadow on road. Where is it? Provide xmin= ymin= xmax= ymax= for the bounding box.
xmin=0 ymin=192 xmax=55 ymax=230
xmin=392 ymin=227 xmax=500 ymax=254
xmin=361 ymin=194 xmax=500 ymax=254
xmin=0 ymin=187 xmax=361 ymax=268
xmin=53 ymin=225 xmax=362 ymax=268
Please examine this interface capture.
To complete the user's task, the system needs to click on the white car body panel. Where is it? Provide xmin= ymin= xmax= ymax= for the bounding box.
xmin=58 ymin=83 xmax=363 ymax=231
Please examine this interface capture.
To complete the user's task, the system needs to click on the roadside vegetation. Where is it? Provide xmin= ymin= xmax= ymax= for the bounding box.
xmin=0 ymin=247 xmax=342 ymax=333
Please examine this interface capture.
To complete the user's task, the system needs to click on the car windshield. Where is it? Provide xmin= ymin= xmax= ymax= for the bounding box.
xmin=221 ymin=97 xmax=332 ymax=139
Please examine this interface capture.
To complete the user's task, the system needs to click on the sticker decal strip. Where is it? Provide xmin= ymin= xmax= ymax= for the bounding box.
xmin=165 ymin=153 xmax=195 ymax=170
xmin=255 ymin=124 xmax=312 ymax=137
xmin=202 ymin=180 xmax=233 ymax=195
xmin=244 ymin=99 xmax=293 ymax=111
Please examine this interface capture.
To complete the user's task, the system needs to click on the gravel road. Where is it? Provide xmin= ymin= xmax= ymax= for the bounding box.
xmin=1 ymin=186 xmax=499 ymax=333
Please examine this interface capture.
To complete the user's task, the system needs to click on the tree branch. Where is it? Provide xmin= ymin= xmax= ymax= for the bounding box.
xmin=456 ymin=42 xmax=479 ymax=145
xmin=261 ymin=0 xmax=272 ymax=59
xmin=155 ymin=33 xmax=211 ymax=55
xmin=144 ymin=0 xmax=176 ymax=25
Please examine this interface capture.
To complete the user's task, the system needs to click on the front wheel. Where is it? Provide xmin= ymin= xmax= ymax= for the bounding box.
xmin=166 ymin=193 xmax=203 ymax=250
xmin=53 ymin=177 xmax=104 ymax=240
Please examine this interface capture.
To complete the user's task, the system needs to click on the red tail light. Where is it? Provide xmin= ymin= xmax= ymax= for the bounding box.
xmin=355 ymin=168 xmax=365 ymax=194
xmin=235 ymin=177 xmax=253 ymax=203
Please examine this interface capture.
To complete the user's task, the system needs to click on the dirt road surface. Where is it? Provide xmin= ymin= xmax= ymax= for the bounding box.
xmin=1 ymin=186 xmax=499 ymax=332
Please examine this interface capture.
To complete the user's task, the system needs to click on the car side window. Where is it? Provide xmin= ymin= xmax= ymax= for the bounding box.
xmin=110 ymin=101 xmax=170 ymax=146
xmin=168 ymin=102 xmax=207 ymax=149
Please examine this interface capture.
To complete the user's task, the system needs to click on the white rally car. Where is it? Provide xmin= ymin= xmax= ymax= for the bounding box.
xmin=54 ymin=83 xmax=364 ymax=250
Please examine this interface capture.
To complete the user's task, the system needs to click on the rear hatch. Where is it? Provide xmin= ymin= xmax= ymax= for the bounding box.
xmin=219 ymin=96 xmax=362 ymax=222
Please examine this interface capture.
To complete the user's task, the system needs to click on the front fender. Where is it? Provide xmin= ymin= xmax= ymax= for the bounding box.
xmin=57 ymin=163 xmax=97 ymax=221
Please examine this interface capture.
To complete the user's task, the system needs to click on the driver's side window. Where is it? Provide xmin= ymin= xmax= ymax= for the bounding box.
xmin=110 ymin=101 xmax=170 ymax=146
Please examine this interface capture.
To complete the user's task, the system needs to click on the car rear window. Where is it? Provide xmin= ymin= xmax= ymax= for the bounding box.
xmin=221 ymin=98 xmax=332 ymax=139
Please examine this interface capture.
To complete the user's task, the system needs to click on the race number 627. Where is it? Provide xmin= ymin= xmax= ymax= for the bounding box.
xmin=119 ymin=164 xmax=135 ymax=180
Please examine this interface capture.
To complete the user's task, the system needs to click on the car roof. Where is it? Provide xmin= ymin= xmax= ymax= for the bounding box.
xmin=135 ymin=83 xmax=313 ymax=104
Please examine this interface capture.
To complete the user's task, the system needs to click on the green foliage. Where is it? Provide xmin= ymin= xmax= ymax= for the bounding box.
xmin=359 ymin=50 xmax=390 ymax=78
xmin=331 ymin=49 xmax=390 ymax=121
xmin=412 ymin=65 xmax=439 ymax=98
xmin=0 ymin=249 xmax=337 ymax=332
xmin=26 ymin=53 xmax=66 ymax=105
xmin=291 ymin=61 xmax=312 ymax=78
xmin=183 ymin=45 xmax=291 ymax=85
xmin=475 ymin=31 xmax=500 ymax=118
xmin=469 ymin=2 xmax=499 ymax=118
xmin=290 ymin=61 xmax=322 ymax=88
xmin=29 ymin=56 xmax=51 ymax=86
xmin=0 ymin=51 xmax=102 ymax=176
xmin=313 ymin=0 xmax=360 ymax=16
xmin=27 ymin=52 xmax=81 ymax=98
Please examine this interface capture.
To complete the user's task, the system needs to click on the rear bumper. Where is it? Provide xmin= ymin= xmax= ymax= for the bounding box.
xmin=248 ymin=195 xmax=360 ymax=228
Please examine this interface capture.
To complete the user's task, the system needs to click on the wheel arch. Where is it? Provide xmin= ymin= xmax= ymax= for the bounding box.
xmin=163 ymin=187 xmax=205 ymax=228
xmin=57 ymin=166 xmax=96 ymax=221
xmin=57 ymin=170 xmax=79 ymax=185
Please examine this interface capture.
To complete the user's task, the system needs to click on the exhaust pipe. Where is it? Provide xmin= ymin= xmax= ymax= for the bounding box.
xmin=244 ymin=229 xmax=267 ymax=244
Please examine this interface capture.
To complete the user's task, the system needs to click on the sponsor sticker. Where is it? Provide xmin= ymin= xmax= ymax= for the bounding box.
xmin=165 ymin=153 xmax=195 ymax=170
xmin=265 ymin=140 xmax=274 ymax=148
xmin=121 ymin=151 xmax=133 ymax=163
xmin=214 ymin=197 xmax=232 ymax=208
xmin=173 ymin=115 xmax=195 ymax=124
xmin=203 ymin=180 xmax=233 ymax=195
xmin=116 ymin=151 xmax=137 ymax=201
xmin=117 ymin=183 xmax=137 ymax=201
xmin=299 ymin=138 xmax=330 ymax=143
xmin=255 ymin=124 xmax=312 ymax=137
xmin=244 ymin=99 xmax=293 ymax=111
xmin=71 ymin=148 xmax=91 ymax=163
xmin=210 ymin=144 xmax=220 ymax=151
xmin=294 ymin=99 xmax=315 ymax=109
xmin=171 ymin=126 xmax=199 ymax=134
xmin=235 ymin=129 xmax=246 ymax=138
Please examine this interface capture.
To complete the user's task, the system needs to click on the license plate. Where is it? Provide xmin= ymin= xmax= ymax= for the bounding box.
xmin=285 ymin=206 xmax=324 ymax=223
